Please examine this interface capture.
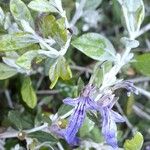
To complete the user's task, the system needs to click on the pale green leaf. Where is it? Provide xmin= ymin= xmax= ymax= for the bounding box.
xmin=21 ymin=77 xmax=37 ymax=108
xmin=10 ymin=0 xmax=34 ymax=27
xmin=72 ymin=33 xmax=116 ymax=61
xmin=28 ymin=0 xmax=58 ymax=13
xmin=49 ymin=57 xmax=72 ymax=89
xmin=0 ymin=63 xmax=17 ymax=80
xmin=16 ymin=50 xmax=38 ymax=70
xmin=124 ymin=132 xmax=143 ymax=150
xmin=0 ymin=32 xmax=37 ymax=52
xmin=132 ymin=53 xmax=150 ymax=77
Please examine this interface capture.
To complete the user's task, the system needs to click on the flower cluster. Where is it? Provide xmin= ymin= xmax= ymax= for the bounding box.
xmin=54 ymin=82 xmax=138 ymax=149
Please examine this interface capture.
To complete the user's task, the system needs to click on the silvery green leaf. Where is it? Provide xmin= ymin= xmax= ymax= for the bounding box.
xmin=0 ymin=63 xmax=17 ymax=80
xmin=72 ymin=33 xmax=116 ymax=61
xmin=10 ymin=0 xmax=34 ymax=27
xmin=4 ymin=13 xmax=11 ymax=30
xmin=7 ymin=23 xmax=21 ymax=34
xmin=0 ymin=6 xmax=5 ymax=24
xmin=0 ymin=33 xmax=37 ymax=52
xmin=118 ymin=0 xmax=145 ymax=35
xmin=3 ymin=57 xmax=20 ymax=70
xmin=28 ymin=0 xmax=59 ymax=13
xmin=3 ymin=57 xmax=29 ymax=74
xmin=20 ymin=20 xmax=35 ymax=34
xmin=16 ymin=50 xmax=39 ymax=70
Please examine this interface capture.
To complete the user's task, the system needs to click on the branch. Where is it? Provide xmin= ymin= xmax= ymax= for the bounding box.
xmin=136 ymin=86 xmax=150 ymax=99
xmin=133 ymin=105 xmax=150 ymax=121
xmin=0 ymin=123 xmax=48 ymax=139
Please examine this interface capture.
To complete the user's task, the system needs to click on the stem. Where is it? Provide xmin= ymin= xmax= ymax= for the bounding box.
xmin=135 ymin=86 xmax=150 ymax=99
xmin=133 ymin=105 xmax=150 ymax=121
xmin=0 ymin=123 xmax=48 ymax=139
xmin=60 ymin=109 xmax=74 ymax=119
xmin=26 ymin=123 xmax=48 ymax=134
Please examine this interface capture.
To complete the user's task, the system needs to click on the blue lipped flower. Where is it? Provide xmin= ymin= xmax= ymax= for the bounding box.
xmin=63 ymin=84 xmax=99 ymax=145
xmin=98 ymin=94 xmax=125 ymax=149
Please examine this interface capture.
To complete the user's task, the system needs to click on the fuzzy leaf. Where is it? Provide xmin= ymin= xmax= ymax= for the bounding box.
xmin=16 ymin=50 xmax=38 ymax=70
xmin=10 ymin=0 xmax=34 ymax=27
xmin=21 ymin=77 xmax=37 ymax=108
xmin=28 ymin=0 xmax=58 ymax=13
xmin=118 ymin=0 xmax=145 ymax=33
xmin=72 ymin=33 xmax=116 ymax=61
xmin=0 ymin=33 xmax=37 ymax=52
xmin=0 ymin=63 xmax=17 ymax=80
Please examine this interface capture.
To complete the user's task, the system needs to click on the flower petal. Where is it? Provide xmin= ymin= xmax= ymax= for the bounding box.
xmin=101 ymin=108 xmax=118 ymax=149
xmin=63 ymin=97 xmax=79 ymax=106
xmin=111 ymin=110 xmax=125 ymax=123
xmin=64 ymin=98 xmax=86 ymax=145
xmin=86 ymin=97 xmax=100 ymax=110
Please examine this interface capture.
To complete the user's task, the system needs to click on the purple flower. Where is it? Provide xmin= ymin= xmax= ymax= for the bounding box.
xmin=63 ymin=85 xmax=99 ymax=145
xmin=98 ymin=94 xmax=125 ymax=149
